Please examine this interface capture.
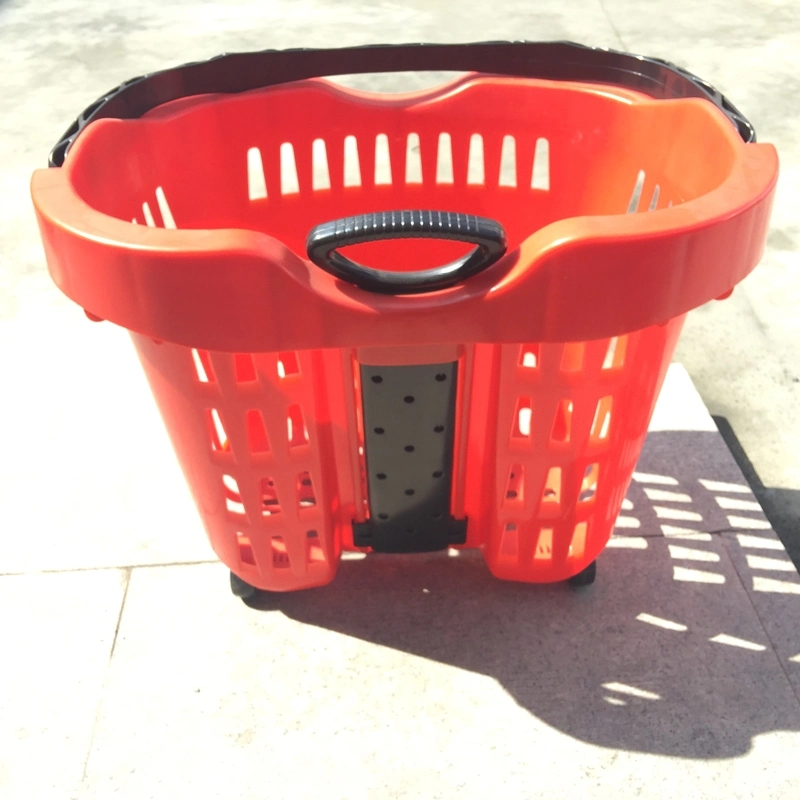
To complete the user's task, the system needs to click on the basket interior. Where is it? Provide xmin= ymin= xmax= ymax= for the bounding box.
xmin=67 ymin=75 xmax=739 ymax=271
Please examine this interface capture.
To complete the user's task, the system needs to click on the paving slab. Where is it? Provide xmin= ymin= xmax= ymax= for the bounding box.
xmin=79 ymin=547 xmax=800 ymax=800
xmin=0 ymin=300 xmax=216 ymax=574
xmin=0 ymin=569 xmax=127 ymax=800
xmin=622 ymin=365 xmax=774 ymax=538
xmin=722 ymin=527 xmax=800 ymax=700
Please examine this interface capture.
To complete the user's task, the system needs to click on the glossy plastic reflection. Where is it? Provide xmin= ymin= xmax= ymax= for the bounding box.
xmin=31 ymin=74 xmax=777 ymax=589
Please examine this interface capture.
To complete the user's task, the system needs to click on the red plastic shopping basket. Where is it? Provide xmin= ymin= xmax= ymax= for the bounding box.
xmin=31 ymin=42 xmax=777 ymax=598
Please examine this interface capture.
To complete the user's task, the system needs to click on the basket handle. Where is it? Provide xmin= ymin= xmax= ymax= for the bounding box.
xmin=48 ymin=40 xmax=756 ymax=166
xmin=306 ymin=211 xmax=507 ymax=294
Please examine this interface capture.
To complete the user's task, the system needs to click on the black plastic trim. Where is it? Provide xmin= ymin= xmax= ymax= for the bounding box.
xmin=354 ymin=361 xmax=466 ymax=553
xmin=48 ymin=41 xmax=755 ymax=167
xmin=306 ymin=210 xmax=507 ymax=294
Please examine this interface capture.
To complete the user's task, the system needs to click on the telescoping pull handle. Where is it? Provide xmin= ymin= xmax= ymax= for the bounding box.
xmin=48 ymin=41 xmax=758 ymax=166
xmin=306 ymin=210 xmax=507 ymax=294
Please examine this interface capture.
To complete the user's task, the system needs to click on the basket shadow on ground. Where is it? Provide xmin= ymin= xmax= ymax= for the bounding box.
xmin=247 ymin=431 xmax=800 ymax=759
xmin=713 ymin=415 xmax=800 ymax=571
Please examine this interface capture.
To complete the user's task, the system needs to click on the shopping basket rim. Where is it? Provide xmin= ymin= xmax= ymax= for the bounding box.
xmin=30 ymin=119 xmax=777 ymax=350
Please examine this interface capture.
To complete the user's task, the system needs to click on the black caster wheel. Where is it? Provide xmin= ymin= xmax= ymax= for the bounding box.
xmin=567 ymin=560 xmax=596 ymax=588
xmin=230 ymin=571 xmax=258 ymax=600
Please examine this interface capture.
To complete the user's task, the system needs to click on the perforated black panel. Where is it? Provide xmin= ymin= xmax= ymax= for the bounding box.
xmin=352 ymin=361 xmax=467 ymax=553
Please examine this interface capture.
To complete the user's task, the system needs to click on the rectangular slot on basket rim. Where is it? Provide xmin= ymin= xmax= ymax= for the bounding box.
xmin=560 ymin=343 xmax=585 ymax=373
xmin=155 ymin=187 xmax=176 ymax=229
xmin=649 ymin=184 xmax=661 ymax=211
xmin=569 ymin=522 xmax=588 ymax=560
xmin=590 ymin=396 xmax=614 ymax=442
xmin=247 ymin=147 xmax=268 ymax=200
xmin=207 ymin=408 xmax=229 ymax=452
xmin=344 ymin=134 xmax=362 ymax=187
xmin=499 ymin=134 xmax=517 ymax=187
xmin=467 ymin=133 xmax=484 ymax=185
xmin=312 ymin=138 xmax=331 ymax=191
xmin=602 ymin=336 xmax=628 ymax=370
xmin=374 ymin=133 xmax=392 ymax=185
xmin=223 ymin=474 xmax=245 ymax=515
xmin=192 ymin=348 xmax=215 ymax=383
xmin=287 ymin=404 xmax=309 ymax=448
xmin=627 ymin=169 xmax=646 ymax=213
xmin=579 ymin=463 xmax=599 ymax=504
xmin=550 ymin=399 xmax=573 ymax=443
xmin=306 ymin=529 xmax=325 ymax=564
xmin=531 ymin=137 xmax=550 ymax=191
xmin=542 ymin=467 xmax=562 ymax=511
xmin=271 ymin=536 xmax=291 ymax=569
xmin=237 ymin=532 xmax=257 ymax=567
xmin=512 ymin=397 xmax=533 ymax=440
xmin=246 ymin=410 xmax=270 ymax=454
xmin=142 ymin=201 xmax=156 ymax=227
xmin=519 ymin=344 xmax=540 ymax=369
xmin=504 ymin=463 xmax=525 ymax=505
xmin=499 ymin=522 xmax=519 ymax=559
xmin=234 ymin=353 xmax=257 ymax=383
xmin=260 ymin=477 xmax=281 ymax=516
xmin=534 ymin=527 xmax=553 ymax=562
xmin=405 ymin=132 xmax=422 ymax=184
xmin=277 ymin=351 xmax=300 ymax=379
xmin=436 ymin=132 xmax=454 ymax=184
xmin=297 ymin=471 xmax=317 ymax=508
xmin=280 ymin=142 xmax=300 ymax=195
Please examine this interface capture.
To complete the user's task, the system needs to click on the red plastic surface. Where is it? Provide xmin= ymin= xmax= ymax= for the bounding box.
xmin=31 ymin=75 xmax=777 ymax=589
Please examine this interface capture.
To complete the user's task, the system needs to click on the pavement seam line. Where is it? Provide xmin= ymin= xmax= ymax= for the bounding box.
xmin=597 ymin=0 xmax=626 ymax=49
xmin=109 ymin=567 xmax=132 ymax=661
xmin=720 ymin=535 xmax=800 ymax=709
xmin=80 ymin=567 xmax=131 ymax=784
xmin=0 ymin=559 xmax=221 ymax=578
xmin=618 ymin=526 xmax=768 ymax=539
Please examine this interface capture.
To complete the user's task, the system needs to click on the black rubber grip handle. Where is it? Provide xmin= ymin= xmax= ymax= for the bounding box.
xmin=49 ymin=41 xmax=756 ymax=167
xmin=306 ymin=210 xmax=507 ymax=294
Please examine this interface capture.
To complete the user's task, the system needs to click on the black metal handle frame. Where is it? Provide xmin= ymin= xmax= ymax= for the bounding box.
xmin=48 ymin=41 xmax=755 ymax=167
xmin=306 ymin=210 xmax=508 ymax=294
